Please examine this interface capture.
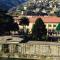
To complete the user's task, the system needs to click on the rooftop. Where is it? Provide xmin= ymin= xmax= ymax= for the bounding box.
xmin=26 ymin=16 xmax=60 ymax=23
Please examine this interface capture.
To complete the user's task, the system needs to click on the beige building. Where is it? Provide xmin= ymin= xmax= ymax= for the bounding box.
xmin=26 ymin=16 xmax=60 ymax=31
xmin=13 ymin=16 xmax=60 ymax=34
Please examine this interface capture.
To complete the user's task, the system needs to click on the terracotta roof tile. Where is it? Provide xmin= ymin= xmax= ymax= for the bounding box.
xmin=27 ymin=16 xmax=60 ymax=23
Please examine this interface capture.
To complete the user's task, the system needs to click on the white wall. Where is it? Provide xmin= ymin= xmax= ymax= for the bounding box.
xmin=19 ymin=22 xmax=59 ymax=33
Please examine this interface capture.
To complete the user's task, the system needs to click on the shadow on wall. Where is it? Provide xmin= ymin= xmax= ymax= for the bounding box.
xmin=0 ymin=58 xmax=36 ymax=60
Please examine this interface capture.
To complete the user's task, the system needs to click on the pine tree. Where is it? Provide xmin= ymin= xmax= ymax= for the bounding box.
xmin=32 ymin=18 xmax=47 ymax=41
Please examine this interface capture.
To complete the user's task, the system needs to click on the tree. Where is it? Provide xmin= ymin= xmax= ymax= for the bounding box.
xmin=56 ymin=23 xmax=60 ymax=31
xmin=19 ymin=17 xmax=29 ymax=43
xmin=19 ymin=17 xmax=29 ymax=34
xmin=0 ymin=10 xmax=19 ymax=35
xmin=0 ymin=22 xmax=19 ymax=35
xmin=8 ymin=22 xmax=19 ymax=31
xmin=4 ymin=22 xmax=19 ymax=33
xmin=55 ymin=10 xmax=60 ymax=17
xmin=0 ymin=9 xmax=7 ymax=15
xmin=32 ymin=18 xmax=47 ymax=41
xmin=0 ymin=9 xmax=14 ymax=24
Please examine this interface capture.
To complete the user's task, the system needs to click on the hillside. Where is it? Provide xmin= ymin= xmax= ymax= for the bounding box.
xmin=9 ymin=0 xmax=60 ymax=16
xmin=0 ymin=0 xmax=27 ymax=11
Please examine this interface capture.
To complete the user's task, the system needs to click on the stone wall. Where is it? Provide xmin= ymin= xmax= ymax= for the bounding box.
xmin=17 ymin=43 xmax=60 ymax=60
xmin=0 ymin=42 xmax=60 ymax=60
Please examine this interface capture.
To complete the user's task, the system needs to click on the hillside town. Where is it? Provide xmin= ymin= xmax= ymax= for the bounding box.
xmin=8 ymin=0 xmax=60 ymax=16
xmin=0 ymin=0 xmax=60 ymax=60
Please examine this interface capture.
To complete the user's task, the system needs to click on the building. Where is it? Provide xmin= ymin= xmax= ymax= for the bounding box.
xmin=16 ymin=16 xmax=60 ymax=32
xmin=13 ymin=16 xmax=60 ymax=36
xmin=9 ymin=0 xmax=59 ymax=16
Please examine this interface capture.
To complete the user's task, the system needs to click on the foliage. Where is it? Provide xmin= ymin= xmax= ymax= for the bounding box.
xmin=32 ymin=18 xmax=47 ymax=41
xmin=19 ymin=17 xmax=30 ymax=43
xmin=56 ymin=23 xmax=60 ymax=31
xmin=19 ymin=17 xmax=29 ymax=26
xmin=4 ymin=22 xmax=19 ymax=31
xmin=19 ymin=17 xmax=29 ymax=34
xmin=0 ymin=22 xmax=19 ymax=35
xmin=0 ymin=14 xmax=14 ymax=24
xmin=19 ymin=5 xmax=25 ymax=11
xmin=55 ymin=10 xmax=60 ymax=17
xmin=0 ymin=10 xmax=19 ymax=35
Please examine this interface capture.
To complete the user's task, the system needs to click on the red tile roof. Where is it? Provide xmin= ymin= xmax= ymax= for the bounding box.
xmin=26 ymin=16 xmax=60 ymax=23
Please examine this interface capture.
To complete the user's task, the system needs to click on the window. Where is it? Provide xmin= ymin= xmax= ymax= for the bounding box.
xmin=48 ymin=24 xmax=52 ymax=27
xmin=53 ymin=25 xmax=56 ymax=27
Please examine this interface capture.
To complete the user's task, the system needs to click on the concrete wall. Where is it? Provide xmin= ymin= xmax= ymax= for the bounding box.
xmin=17 ymin=43 xmax=60 ymax=60
xmin=0 ymin=42 xmax=60 ymax=60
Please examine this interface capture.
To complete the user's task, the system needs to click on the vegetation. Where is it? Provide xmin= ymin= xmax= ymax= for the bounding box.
xmin=19 ymin=17 xmax=29 ymax=26
xmin=19 ymin=17 xmax=29 ymax=43
xmin=56 ymin=23 xmax=60 ymax=31
xmin=19 ymin=17 xmax=29 ymax=34
xmin=55 ymin=10 xmax=60 ymax=17
xmin=32 ymin=18 xmax=47 ymax=41
xmin=13 ymin=0 xmax=59 ymax=16
xmin=0 ymin=10 xmax=19 ymax=35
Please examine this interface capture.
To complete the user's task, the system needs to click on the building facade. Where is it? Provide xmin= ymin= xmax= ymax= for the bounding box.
xmin=15 ymin=16 xmax=60 ymax=31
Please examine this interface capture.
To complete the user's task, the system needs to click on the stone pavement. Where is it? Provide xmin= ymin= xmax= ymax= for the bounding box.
xmin=0 ymin=35 xmax=23 ymax=44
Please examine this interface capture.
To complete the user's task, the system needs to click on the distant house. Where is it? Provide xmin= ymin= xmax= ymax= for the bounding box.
xmin=13 ymin=16 xmax=60 ymax=33
xmin=26 ymin=16 xmax=60 ymax=32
